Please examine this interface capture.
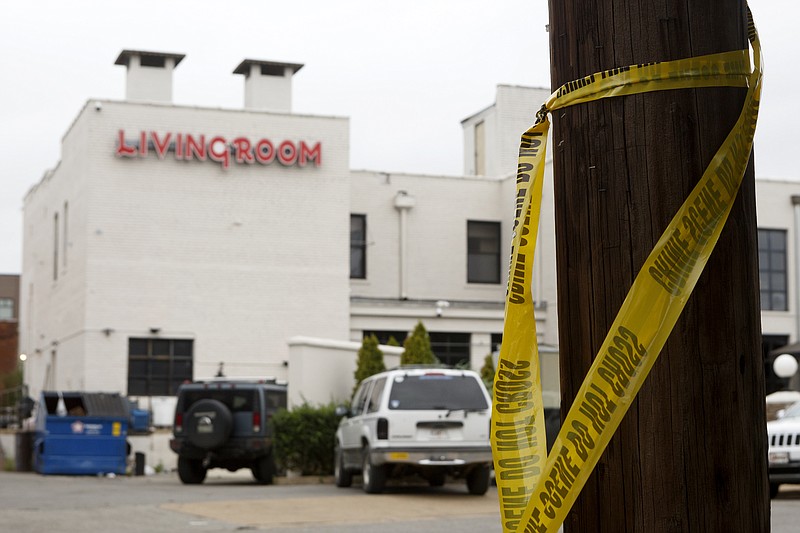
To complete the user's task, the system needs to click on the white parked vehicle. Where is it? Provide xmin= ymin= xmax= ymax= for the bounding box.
xmin=767 ymin=400 xmax=800 ymax=498
xmin=334 ymin=366 xmax=493 ymax=494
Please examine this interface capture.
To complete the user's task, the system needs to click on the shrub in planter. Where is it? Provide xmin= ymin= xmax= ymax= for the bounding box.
xmin=272 ymin=402 xmax=340 ymax=476
xmin=401 ymin=321 xmax=437 ymax=366
xmin=480 ymin=353 xmax=495 ymax=397
xmin=353 ymin=334 xmax=385 ymax=395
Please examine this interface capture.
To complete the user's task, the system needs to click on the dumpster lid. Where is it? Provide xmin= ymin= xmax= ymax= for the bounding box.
xmin=40 ymin=391 xmax=130 ymax=417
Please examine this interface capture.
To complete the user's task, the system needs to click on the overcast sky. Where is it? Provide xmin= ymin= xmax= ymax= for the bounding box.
xmin=0 ymin=1 xmax=794 ymax=274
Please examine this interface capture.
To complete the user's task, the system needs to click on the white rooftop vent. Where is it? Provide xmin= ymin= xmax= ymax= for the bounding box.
xmin=115 ymin=49 xmax=185 ymax=103
xmin=233 ymin=59 xmax=303 ymax=112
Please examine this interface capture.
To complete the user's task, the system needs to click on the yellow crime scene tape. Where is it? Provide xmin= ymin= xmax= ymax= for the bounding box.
xmin=492 ymin=7 xmax=762 ymax=533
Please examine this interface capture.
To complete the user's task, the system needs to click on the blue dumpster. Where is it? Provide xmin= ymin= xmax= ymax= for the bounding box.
xmin=34 ymin=391 xmax=130 ymax=475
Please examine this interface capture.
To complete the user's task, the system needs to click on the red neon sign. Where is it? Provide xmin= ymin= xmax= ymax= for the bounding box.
xmin=115 ymin=130 xmax=322 ymax=169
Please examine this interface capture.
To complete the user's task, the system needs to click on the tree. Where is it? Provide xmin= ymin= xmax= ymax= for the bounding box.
xmin=549 ymin=1 xmax=767 ymax=530
xmin=353 ymin=334 xmax=385 ymax=394
xmin=479 ymin=353 xmax=495 ymax=397
xmin=401 ymin=322 xmax=437 ymax=366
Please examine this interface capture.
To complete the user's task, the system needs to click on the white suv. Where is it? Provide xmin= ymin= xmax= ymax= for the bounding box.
xmin=768 ymin=400 xmax=800 ymax=498
xmin=334 ymin=366 xmax=493 ymax=494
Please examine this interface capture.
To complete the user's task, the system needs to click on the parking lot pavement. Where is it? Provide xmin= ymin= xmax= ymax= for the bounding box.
xmin=164 ymin=488 xmax=499 ymax=529
xmin=185 ymin=469 xmax=501 ymax=528
xmin=0 ymin=470 xmax=503 ymax=533
xmin=3 ymin=470 xmax=796 ymax=532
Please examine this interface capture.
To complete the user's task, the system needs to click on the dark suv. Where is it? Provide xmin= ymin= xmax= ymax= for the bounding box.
xmin=170 ymin=378 xmax=287 ymax=484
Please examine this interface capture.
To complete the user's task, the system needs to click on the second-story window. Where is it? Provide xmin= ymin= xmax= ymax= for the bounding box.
xmin=351 ymin=214 xmax=367 ymax=279
xmin=758 ymin=228 xmax=787 ymax=311
xmin=467 ymin=220 xmax=501 ymax=284
xmin=0 ymin=298 xmax=13 ymax=321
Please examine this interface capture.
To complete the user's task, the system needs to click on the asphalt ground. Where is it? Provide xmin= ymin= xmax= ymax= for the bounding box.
xmin=2 ymin=469 xmax=799 ymax=532
xmin=0 ymin=469 xmax=503 ymax=532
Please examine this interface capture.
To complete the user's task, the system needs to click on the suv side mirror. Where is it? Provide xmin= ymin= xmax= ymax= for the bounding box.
xmin=335 ymin=405 xmax=350 ymax=418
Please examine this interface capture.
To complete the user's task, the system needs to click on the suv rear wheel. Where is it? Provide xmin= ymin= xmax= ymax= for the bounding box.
xmin=361 ymin=446 xmax=387 ymax=494
xmin=251 ymin=453 xmax=275 ymax=484
xmin=178 ymin=457 xmax=207 ymax=484
xmin=466 ymin=464 xmax=490 ymax=495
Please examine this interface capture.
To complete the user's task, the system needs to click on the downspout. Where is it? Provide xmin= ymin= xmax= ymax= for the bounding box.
xmin=394 ymin=191 xmax=416 ymax=300
xmin=792 ymin=195 xmax=800 ymax=341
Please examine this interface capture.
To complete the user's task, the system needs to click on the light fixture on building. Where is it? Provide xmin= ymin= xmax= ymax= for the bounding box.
xmin=774 ymin=353 xmax=799 ymax=379
xmin=19 ymin=353 xmax=27 ymax=362
xmin=435 ymin=300 xmax=450 ymax=317
xmin=149 ymin=327 xmax=161 ymax=335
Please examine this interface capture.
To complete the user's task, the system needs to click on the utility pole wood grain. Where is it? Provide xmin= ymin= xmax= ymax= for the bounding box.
xmin=548 ymin=1 xmax=769 ymax=531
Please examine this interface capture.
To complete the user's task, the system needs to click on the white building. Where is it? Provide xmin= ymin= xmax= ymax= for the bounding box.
xmin=19 ymin=50 xmax=800 ymax=418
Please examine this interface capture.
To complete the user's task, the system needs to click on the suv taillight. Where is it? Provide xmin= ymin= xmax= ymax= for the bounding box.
xmin=377 ymin=417 xmax=389 ymax=440
xmin=253 ymin=412 xmax=261 ymax=432
xmin=175 ymin=412 xmax=183 ymax=433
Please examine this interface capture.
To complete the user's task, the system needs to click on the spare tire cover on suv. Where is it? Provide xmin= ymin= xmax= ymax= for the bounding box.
xmin=185 ymin=399 xmax=234 ymax=449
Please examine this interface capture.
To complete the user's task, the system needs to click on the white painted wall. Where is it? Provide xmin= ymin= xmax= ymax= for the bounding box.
xmin=124 ymin=55 xmax=178 ymax=104
xmin=461 ymin=85 xmax=559 ymax=345
xmin=22 ymin=99 xmax=351 ymax=400
xmin=287 ymin=336 xmax=402 ymax=407
xmin=756 ymin=178 xmax=800 ymax=342
xmin=18 ymin=72 xmax=800 ymax=419
xmin=350 ymin=170 xmax=508 ymax=303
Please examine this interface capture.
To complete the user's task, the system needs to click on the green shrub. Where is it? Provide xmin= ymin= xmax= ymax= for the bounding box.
xmin=480 ymin=353 xmax=495 ymax=397
xmin=353 ymin=334 xmax=385 ymax=395
xmin=272 ymin=402 xmax=340 ymax=476
xmin=401 ymin=321 xmax=437 ymax=366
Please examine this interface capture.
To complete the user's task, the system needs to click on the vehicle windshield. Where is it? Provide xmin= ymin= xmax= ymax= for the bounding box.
xmin=388 ymin=374 xmax=488 ymax=410
xmin=783 ymin=401 xmax=800 ymax=419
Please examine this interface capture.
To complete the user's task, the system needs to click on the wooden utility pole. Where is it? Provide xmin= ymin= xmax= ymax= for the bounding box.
xmin=548 ymin=1 xmax=769 ymax=531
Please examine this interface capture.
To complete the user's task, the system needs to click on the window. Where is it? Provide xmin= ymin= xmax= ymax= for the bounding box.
xmin=366 ymin=377 xmax=387 ymax=413
xmin=491 ymin=333 xmax=503 ymax=354
xmin=467 ymin=220 xmax=501 ymax=283
xmin=182 ymin=390 xmax=255 ymax=412
xmin=388 ymin=375 xmax=489 ymax=410
xmin=351 ymin=214 xmax=367 ymax=279
xmin=758 ymin=229 xmax=787 ymax=311
xmin=363 ymin=330 xmax=407 ymax=347
xmin=0 ymin=298 xmax=13 ymax=320
xmin=352 ymin=380 xmax=371 ymax=414
xmin=430 ymin=332 xmax=471 ymax=368
xmin=128 ymin=338 xmax=194 ymax=396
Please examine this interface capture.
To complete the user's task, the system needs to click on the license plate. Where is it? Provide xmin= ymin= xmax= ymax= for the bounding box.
xmin=429 ymin=429 xmax=449 ymax=440
xmin=389 ymin=452 xmax=409 ymax=460
xmin=770 ymin=451 xmax=789 ymax=464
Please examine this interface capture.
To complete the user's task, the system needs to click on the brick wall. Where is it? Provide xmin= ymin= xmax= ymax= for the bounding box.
xmin=0 ymin=322 xmax=17 ymax=379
